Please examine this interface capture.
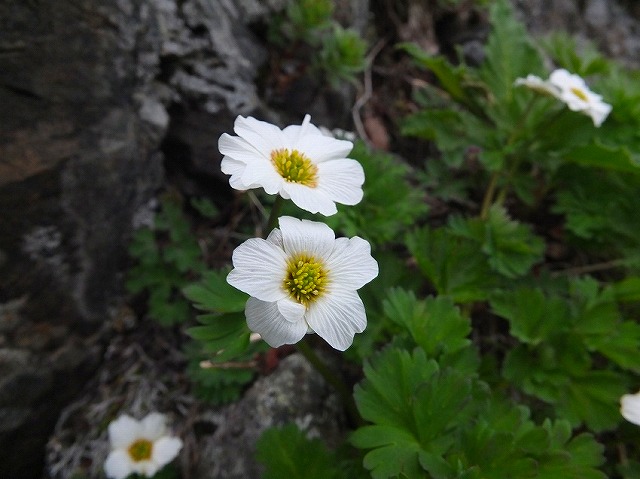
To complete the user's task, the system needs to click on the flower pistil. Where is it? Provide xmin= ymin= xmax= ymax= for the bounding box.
xmin=271 ymin=148 xmax=318 ymax=186
xmin=128 ymin=439 xmax=153 ymax=462
xmin=284 ymin=255 xmax=327 ymax=306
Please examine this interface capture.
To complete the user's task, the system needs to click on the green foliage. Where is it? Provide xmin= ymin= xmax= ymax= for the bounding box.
xmin=325 ymin=141 xmax=428 ymax=245
xmin=351 ymin=348 xmax=606 ymax=479
xmin=406 ymin=225 xmax=496 ymax=303
xmin=126 ymin=197 xmax=204 ymax=325
xmin=318 ymin=26 xmax=367 ymax=87
xmin=449 ymin=205 xmax=545 ymax=279
xmin=183 ymin=270 xmax=262 ymax=404
xmin=256 ymin=424 xmax=342 ymax=479
xmin=186 ymin=353 xmax=254 ymax=405
xmin=268 ymin=0 xmax=367 ymax=87
xmin=491 ymin=277 xmax=640 ymax=431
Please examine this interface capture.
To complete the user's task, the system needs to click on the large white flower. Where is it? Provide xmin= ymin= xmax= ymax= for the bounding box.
xmin=219 ymin=115 xmax=364 ymax=216
xmin=104 ymin=413 xmax=183 ymax=479
xmin=548 ymin=68 xmax=612 ymax=126
xmin=227 ymin=216 xmax=378 ymax=351
xmin=621 ymin=390 xmax=640 ymax=426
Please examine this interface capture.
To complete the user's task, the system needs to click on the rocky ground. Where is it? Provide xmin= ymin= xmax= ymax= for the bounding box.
xmin=1 ymin=0 xmax=640 ymax=477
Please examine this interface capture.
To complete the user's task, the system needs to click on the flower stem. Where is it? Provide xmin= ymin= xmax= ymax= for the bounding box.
xmin=480 ymin=172 xmax=499 ymax=220
xmin=296 ymin=339 xmax=364 ymax=427
xmin=265 ymin=195 xmax=285 ymax=234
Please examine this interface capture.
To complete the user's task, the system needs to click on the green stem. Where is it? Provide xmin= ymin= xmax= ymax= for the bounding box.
xmin=480 ymin=172 xmax=499 ymax=220
xmin=296 ymin=339 xmax=364 ymax=427
xmin=265 ymin=195 xmax=285 ymax=234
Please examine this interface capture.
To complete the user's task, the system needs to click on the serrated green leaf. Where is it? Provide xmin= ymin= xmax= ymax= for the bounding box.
xmin=450 ymin=206 xmax=545 ymax=278
xmin=560 ymin=371 xmax=627 ymax=431
xmin=183 ymin=269 xmax=248 ymax=313
xmin=565 ymin=142 xmax=640 ymax=175
xmin=256 ymin=424 xmax=339 ymax=479
xmin=400 ymin=43 xmax=471 ymax=105
xmin=490 ymin=288 xmax=570 ymax=344
xmin=406 ymin=226 xmax=495 ymax=303
xmin=479 ymin=0 xmax=545 ymax=103
xmin=383 ymin=289 xmax=471 ymax=359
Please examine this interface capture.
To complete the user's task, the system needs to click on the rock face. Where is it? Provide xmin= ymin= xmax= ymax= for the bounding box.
xmin=0 ymin=0 xmax=278 ymax=476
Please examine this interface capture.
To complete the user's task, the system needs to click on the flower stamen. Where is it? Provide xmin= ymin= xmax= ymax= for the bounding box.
xmin=271 ymin=148 xmax=318 ymax=187
xmin=128 ymin=439 xmax=153 ymax=462
xmin=570 ymin=87 xmax=589 ymax=102
xmin=284 ymin=255 xmax=327 ymax=306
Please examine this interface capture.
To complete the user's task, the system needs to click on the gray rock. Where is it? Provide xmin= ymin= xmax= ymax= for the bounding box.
xmin=193 ymin=353 xmax=346 ymax=479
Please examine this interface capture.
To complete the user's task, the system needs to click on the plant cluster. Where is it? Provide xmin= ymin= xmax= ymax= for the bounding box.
xmin=124 ymin=0 xmax=640 ymax=478
xmin=267 ymin=0 xmax=367 ymax=87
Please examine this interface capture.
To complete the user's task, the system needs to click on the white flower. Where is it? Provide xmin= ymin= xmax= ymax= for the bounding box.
xmin=548 ymin=68 xmax=612 ymax=126
xmin=515 ymin=69 xmax=612 ymax=127
xmin=104 ymin=413 xmax=183 ymax=479
xmin=621 ymin=390 xmax=640 ymax=426
xmin=227 ymin=216 xmax=378 ymax=351
xmin=514 ymin=74 xmax=560 ymax=97
xmin=219 ymin=115 xmax=364 ymax=216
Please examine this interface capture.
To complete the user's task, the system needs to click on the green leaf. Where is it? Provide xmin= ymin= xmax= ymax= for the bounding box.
xmin=564 ymin=142 xmax=640 ymax=175
xmin=449 ymin=206 xmax=545 ymax=278
xmin=490 ymin=288 xmax=570 ymax=344
xmin=382 ymin=289 xmax=471 ymax=360
xmin=400 ymin=43 xmax=472 ymax=105
xmin=353 ymin=348 xmax=478 ymax=478
xmin=187 ymin=312 xmax=251 ymax=361
xmin=183 ymin=269 xmax=248 ymax=313
xmin=479 ymin=0 xmax=545 ymax=103
xmin=256 ymin=424 xmax=339 ymax=479
xmin=406 ymin=226 xmax=495 ymax=303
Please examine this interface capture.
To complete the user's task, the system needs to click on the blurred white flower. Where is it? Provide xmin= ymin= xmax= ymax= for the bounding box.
xmin=548 ymin=69 xmax=611 ymax=126
xmin=515 ymin=69 xmax=611 ymax=126
xmin=104 ymin=413 xmax=183 ymax=479
xmin=621 ymin=390 xmax=640 ymax=426
xmin=219 ymin=115 xmax=364 ymax=216
xmin=514 ymin=74 xmax=560 ymax=97
xmin=227 ymin=216 xmax=378 ymax=351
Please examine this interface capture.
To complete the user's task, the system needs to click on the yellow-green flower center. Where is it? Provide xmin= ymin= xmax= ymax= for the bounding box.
xmin=571 ymin=87 xmax=589 ymax=102
xmin=128 ymin=439 xmax=153 ymax=462
xmin=283 ymin=255 xmax=327 ymax=306
xmin=271 ymin=148 xmax=318 ymax=187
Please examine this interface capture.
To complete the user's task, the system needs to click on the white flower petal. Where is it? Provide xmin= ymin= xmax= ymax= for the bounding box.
xmin=278 ymin=216 xmax=336 ymax=257
xmin=621 ymin=392 xmax=640 ymax=426
xmin=140 ymin=412 xmax=167 ymax=440
xmin=282 ymin=114 xmax=324 ymax=140
xmin=589 ymin=101 xmax=612 ymax=127
xmin=277 ymin=297 xmax=307 ymax=322
xmin=228 ymin=238 xmax=288 ymax=302
xmin=152 ymin=436 xmax=183 ymax=467
xmin=246 ymin=298 xmax=308 ymax=347
xmin=132 ymin=459 xmax=160 ymax=477
xmin=108 ymin=415 xmax=140 ymax=449
xmin=218 ymin=133 xmax=265 ymax=165
xmin=220 ymin=157 xmax=249 ymax=190
xmin=266 ymin=226 xmax=283 ymax=247
xmin=233 ymin=116 xmax=287 ymax=153
xmin=294 ymin=134 xmax=353 ymax=163
xmin=283 ymin=182 xmax=338 ymax=216
xmin=316 ymin=159 xmax=365 ymax=206
xmin=305 ymin=289 xmax=367 ymax=351
xmin=104 ymin=450 xmax=134 ymax=479
xmin=240 ymin=160 xmax=283 ymax=195
xmin=326 ymin=236 xmax=379 ymax=289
